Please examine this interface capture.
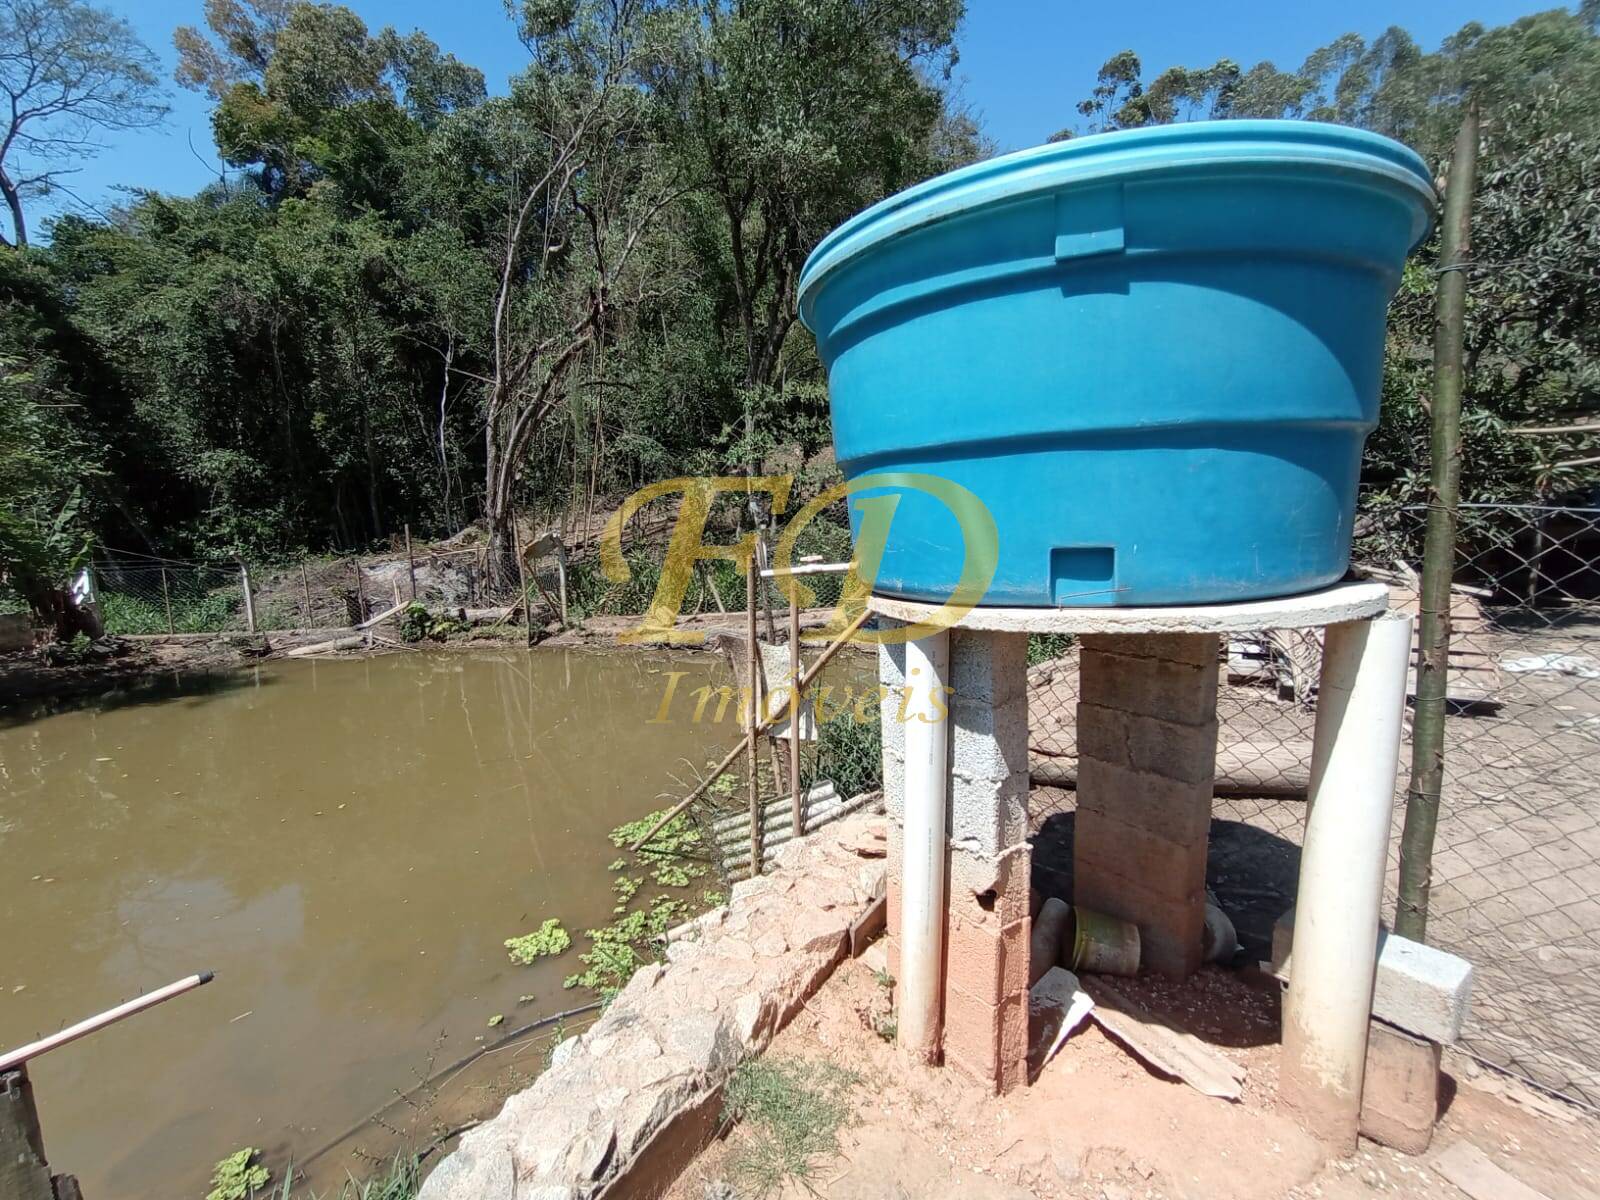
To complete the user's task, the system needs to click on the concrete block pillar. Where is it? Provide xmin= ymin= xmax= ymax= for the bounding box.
xmin=944 ymin=628 xmax=1032 ymax=1093
xmin=877 ymin=625 xmax=1032 ymax=1093
xmin=1073 ymin=633 xmax=1219 ymax=977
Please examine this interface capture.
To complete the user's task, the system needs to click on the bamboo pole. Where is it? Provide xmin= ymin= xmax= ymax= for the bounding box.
xmin=0 ymin=973 xmax=214 ymax=1072
xmin=789 ymin=575 xmax=803 ymax=837
xmin=301 ymin=563 xmax=314 ymax=624
xmin=629 ymin=607 xmax=871 ymax=852
xmin=1397 ymin=104 xmax=1478 ymax=943
xmin=747 ymin=552 xmax=762 ymax=876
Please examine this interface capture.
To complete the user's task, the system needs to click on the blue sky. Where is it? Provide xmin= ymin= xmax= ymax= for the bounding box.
xmin=37 ymin=0 xmax=1568 ymax=230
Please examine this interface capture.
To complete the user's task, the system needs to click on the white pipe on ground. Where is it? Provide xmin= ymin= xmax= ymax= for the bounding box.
xmin=1281 ymin=612 xmax=1413 ymax=1153
xmin=899 ymin=628 xmax=951 ymax=1063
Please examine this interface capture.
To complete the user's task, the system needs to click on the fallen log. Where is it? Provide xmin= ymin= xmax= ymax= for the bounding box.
xmin=285 ymin=635 xmax=366 ymax=657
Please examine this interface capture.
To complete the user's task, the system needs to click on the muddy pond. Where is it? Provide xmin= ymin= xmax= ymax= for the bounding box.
xmin=0 ymin=648 xmax=776 ymax=1199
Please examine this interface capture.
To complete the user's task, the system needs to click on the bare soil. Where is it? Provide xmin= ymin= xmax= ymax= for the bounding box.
xmin=670 ymin=955 xmax=1600 ymax=1200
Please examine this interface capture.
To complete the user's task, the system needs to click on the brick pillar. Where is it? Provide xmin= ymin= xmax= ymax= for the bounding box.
xmin=1074 ymin=633 xmax=1218 ymax=978
xmin=878 ymin=625 xmax=1032 ymax=1092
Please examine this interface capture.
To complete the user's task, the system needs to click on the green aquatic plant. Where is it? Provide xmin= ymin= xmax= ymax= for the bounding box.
xmin=651 ymin=860 xmax=707 ymax=888
xmin=504 ymin=918 xmax=571 ymax=965
xmin=208 ymin=1148 xmax=271 ymax=1200
xmin=564 ymin=896 xmax=687 ymax=999
xmin=609 ymin=807 xmax=701 ymax=857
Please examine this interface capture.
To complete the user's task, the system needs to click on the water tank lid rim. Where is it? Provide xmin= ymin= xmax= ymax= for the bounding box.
xmin=798 ymin=120 xmax=1436 ymax=323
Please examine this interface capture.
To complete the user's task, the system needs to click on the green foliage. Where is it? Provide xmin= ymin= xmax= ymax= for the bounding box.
xmin=397 ymin=602 xmax=432 ymax=643
xmin=99 ymin=588 xmax=239 ymax=635
xmin=208 ymin=1148 xmax=271 ymax=1200
xmin=810 ymin=706 xmax=883 ymax=801
xmin=504 ymin=918 xmax=571 ymax=964
xmin=720 ymin=1057 xmax=861 ymax=1196
xmin=268 ymin=1153 xmax=421 ymax=1200
xmin=1026 ymin=633 xmax=1074 ymax=666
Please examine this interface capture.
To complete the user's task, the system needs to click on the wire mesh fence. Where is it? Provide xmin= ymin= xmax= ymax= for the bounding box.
xmin=94 ymin=559 xmax=257 ymax=635
xmin=1026 ymin=502 xmax=1600 ymax=1111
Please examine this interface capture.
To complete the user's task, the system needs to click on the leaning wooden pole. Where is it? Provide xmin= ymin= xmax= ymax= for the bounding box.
xmin=1397 ymin=103 xmax=1478 ymax=943
xmin=629 ymin=608 xmax=871 ymax=853
xmin=746 ymin=551 xmax=763 ymax=876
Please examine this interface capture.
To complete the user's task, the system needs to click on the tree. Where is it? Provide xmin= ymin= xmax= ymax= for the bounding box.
xmin=0 ymin=248 xmax=108 ymax=635
xmin=175 ymin=0 xmax=484 ymax=204
xmin=426 ymin=0 xmax=681 ymax=589
xmin=0 ymin=0 xmax=168 ymax=246
xmin=651 ymin=0 xmax=966 ymax=402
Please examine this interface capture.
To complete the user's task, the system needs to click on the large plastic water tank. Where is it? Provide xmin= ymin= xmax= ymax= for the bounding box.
xmin=798 ymin=121 xmax=1436 ymax=607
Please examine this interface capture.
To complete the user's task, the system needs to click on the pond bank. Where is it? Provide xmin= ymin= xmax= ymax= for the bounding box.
xmin=0 ymin=607 xmax=848 ymax=710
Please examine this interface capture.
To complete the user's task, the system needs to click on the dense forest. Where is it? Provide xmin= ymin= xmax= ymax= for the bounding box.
xmin=2 ymin=0 xmax=1599 ymax=628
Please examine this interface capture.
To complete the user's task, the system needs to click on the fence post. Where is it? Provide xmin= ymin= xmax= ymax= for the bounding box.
xmin=789 ymin=573 xmax=803 ymax=837
xmin=513 ymin=522 xmax=532 ymax=646
xmin=405 ymin=524 xmax=417 ymax=600
xmin=239 ymin=562 xmax=256 ymax=634
xmin=301 ymin=564 xmax=314 ymax=626
xmin=1397 ymin=103 xmax=1478 ymax=944
xmin=747 ymin=551 xmax=762 ymax=876
xmin=160 ymin=567 xmax=174 ymax=635
xmin=555 ymin=541 xmax=570 ymax=628
xmin=0 ymin=1067 xmax=57 ymax=1200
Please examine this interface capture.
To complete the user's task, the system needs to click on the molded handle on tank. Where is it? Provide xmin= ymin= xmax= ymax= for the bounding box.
xmin=1054 ymin=184 xmax=1124 ymax=261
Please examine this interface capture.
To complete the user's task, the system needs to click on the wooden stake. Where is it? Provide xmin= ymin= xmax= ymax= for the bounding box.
xmin=301 ymin=563 xmax=314 ymax=625
xmin=556 ymin=545 xmax=569 ymax=627
xmin=1398 ymin=103 xmax=1478 ymax=943
xmin=160 ymin=567 xmax=174 ymax=634
xmin=513 ymin=521 xmax=532 ymax=647
xmin=0 ymin=1067 xmax=54 ymax=1200
xmin=629 ymin=607 xmax=870 ymax=852
xmin=239 ymin=562 xmax=256 ymax=634
xmin=747 ymin=551 xmax=762 ymax=876
xmin=353 ymin=558 xmax=368 ymax=624
xmin=405 ymin=524 xmax=417 ymax=599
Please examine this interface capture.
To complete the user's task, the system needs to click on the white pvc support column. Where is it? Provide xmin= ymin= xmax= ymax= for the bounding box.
xmin=899 ymin=627 xmax=951 ymax=1063
xmin=1281 ymin=612 xmax=1414 ymax=1153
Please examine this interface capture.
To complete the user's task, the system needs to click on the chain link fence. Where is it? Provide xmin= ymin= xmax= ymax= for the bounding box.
xmin=1026 ymin=503 xmax=1600 ymax=1111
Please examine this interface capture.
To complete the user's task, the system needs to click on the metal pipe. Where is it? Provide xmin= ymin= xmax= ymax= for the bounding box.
xmin=759 ymin=561 xmax=855 ymax=579
xmin=0 ymin=973 xmax=214 ymax=1072
xmin=1281 ymin=613 xmax=1412 ymax=1153
xmin=899 ymin=628 xmax=950 ymax=1063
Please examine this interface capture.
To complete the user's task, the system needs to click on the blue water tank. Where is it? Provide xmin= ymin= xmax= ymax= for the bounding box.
xmin=798 ymin=121 xmax=1436 ymax=607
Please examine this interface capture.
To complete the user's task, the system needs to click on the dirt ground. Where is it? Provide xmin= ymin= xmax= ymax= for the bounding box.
xmin=670 ymin=955 xmax=1600 ymax=1200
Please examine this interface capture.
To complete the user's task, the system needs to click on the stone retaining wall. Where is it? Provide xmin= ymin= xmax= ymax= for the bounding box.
xmin=417 ymin=813 xmax=885 ymax=1200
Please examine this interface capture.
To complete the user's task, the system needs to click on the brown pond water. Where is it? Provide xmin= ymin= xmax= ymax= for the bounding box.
xmin=0 ymin=648 xmax=751 ymax=1200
